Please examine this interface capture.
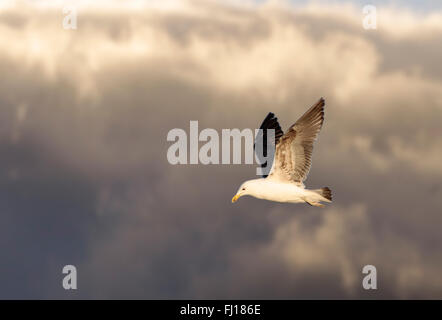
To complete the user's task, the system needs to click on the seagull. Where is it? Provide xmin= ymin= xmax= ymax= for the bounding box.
xmin=231 ymin=98 xmax=332 ymax=207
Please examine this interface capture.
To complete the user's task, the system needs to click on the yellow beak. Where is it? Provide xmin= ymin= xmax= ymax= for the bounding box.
xmin=232 ymin=194 xmax=241 ymax=203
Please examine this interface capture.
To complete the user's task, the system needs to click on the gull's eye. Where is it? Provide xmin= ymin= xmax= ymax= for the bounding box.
xmin=242 ymin=188 xmax=246 ymax=191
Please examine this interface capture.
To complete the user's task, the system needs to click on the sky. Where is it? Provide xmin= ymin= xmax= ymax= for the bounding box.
xmin=0 ymin=0 xmax=442 ymax=299
xmin=283 ymin=0 xmax=442 ymax=12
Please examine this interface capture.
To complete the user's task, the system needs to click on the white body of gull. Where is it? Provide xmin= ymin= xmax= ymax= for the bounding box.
xmin=232 ymin=98 xmax=332 ymax=207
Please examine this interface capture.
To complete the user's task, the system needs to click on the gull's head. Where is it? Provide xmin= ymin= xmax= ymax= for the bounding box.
xmin=231 ymin=179 xmax=262 ymax=203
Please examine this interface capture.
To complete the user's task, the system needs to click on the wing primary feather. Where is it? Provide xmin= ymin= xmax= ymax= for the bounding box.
xmin=269 ymin=98 xmax=326 ymax=183
xmin=254 ymin=112 xmax=284 ymax=178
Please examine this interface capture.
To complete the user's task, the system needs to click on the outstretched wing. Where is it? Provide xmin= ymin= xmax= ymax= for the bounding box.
xmin=268 ymin=98 xmax=325 ymax=183
xmin=254 ymin=112 xmax=284 ymax=178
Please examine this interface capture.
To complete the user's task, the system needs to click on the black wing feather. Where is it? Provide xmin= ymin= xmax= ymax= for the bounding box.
xmin=254 ymin=112 xmax=284 ymax=178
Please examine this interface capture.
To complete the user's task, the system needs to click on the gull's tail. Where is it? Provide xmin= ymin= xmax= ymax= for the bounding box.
xmin=313 ymin=187 xmax=332 ymax=202
xmin=304 ymin=187 xmax=332 ymax=207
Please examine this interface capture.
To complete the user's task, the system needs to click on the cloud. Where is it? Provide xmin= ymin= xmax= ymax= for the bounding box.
xmin=0 ymin=0 xmax=441 ymax=298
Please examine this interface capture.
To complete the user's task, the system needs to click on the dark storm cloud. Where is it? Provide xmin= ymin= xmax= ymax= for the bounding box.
xmin=0 ymin=0 xmax=441 ymax=298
